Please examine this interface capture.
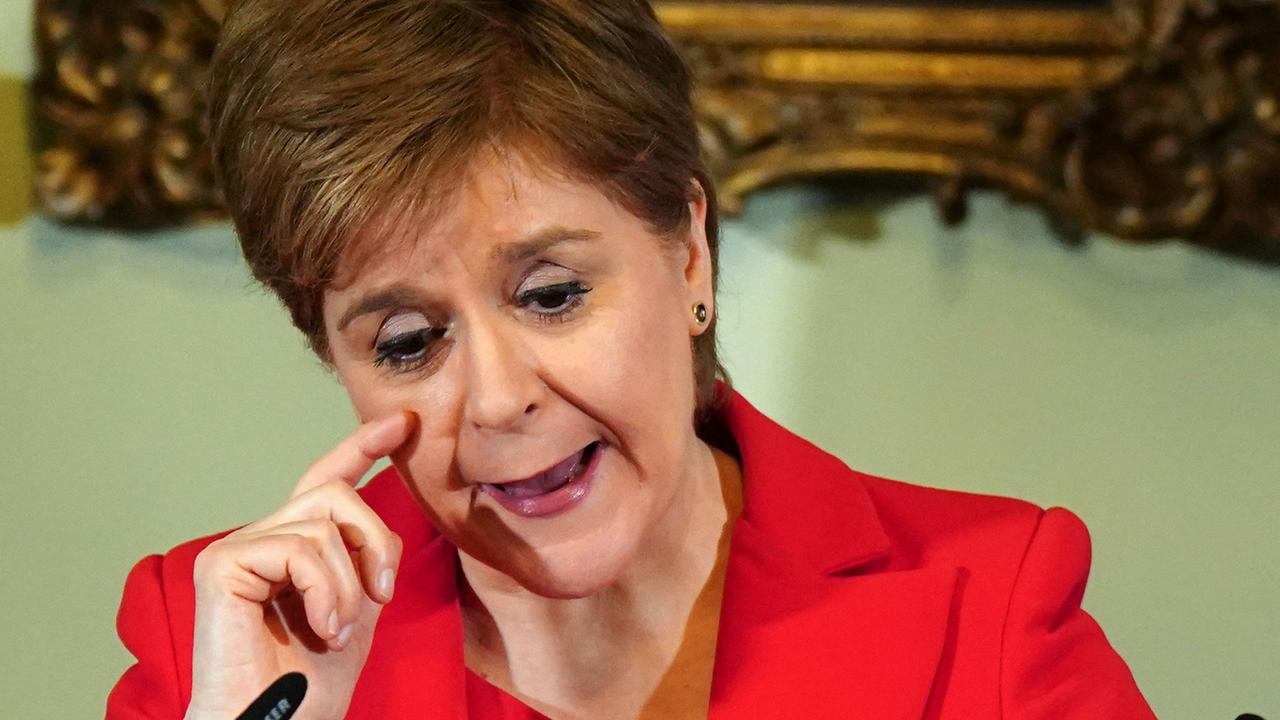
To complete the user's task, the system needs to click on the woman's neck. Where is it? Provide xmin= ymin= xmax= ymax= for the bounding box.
xmin=457 ymin=437 xmax=743 ymax=719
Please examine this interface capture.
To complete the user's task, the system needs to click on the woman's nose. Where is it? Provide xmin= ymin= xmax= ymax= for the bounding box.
xmin=460 ymin=316 xmax=543 ymax=433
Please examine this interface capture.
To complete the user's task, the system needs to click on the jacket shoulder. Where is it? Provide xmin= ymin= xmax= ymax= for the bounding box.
xmin=850 ymin=474 xmax=1154 ymax=716
xmin=855 ymin=473 xmax=1047 ymax=571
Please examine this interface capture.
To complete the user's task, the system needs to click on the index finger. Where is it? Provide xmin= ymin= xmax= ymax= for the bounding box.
xmin=290 ymin=410 xmax=416 ymax=499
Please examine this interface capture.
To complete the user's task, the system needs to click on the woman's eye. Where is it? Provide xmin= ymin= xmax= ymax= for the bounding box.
xmin=517 ymin=281 xmax=592 ymax=320
xmin=371 ymin=312 xmax=445 ymax=368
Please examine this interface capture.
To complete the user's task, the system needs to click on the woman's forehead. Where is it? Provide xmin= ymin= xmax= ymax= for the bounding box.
xmin=333 ymin=155 xmax=637 ymax=285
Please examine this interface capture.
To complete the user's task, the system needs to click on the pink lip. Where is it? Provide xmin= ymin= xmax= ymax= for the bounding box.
xmin=479 ymin=443 xmax=603 ymax=518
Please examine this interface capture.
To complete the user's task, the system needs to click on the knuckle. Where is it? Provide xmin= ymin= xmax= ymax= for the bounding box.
xmin=193 ymin=536 xmax=236 ymax=566
xmin=191 ymin=545 xmax=219 ymax=576
xmin=279 ymin=533 xmax=312 ymax=556
xmin=319 ymin=520 xmax=345 ymax=548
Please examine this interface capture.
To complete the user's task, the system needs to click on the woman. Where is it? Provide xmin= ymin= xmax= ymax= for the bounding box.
xmin=107 ymin=1 xmax=1155 ymax=718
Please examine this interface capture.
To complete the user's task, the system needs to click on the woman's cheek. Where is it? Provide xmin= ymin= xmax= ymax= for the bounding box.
xmin=340 ymin=368 xmax=416 ymax=422
xmin=375 ymin=383 xmax=459 ymax=503
xmin=577 ymin=302 xmax=658 ymax=387
xmin=402 ymin=416 xmax=458 ymax=481
xmin=608 ymin=290 xmax=691 ymax=391
xmin=393 ymin=432 xmax=463 ymax=525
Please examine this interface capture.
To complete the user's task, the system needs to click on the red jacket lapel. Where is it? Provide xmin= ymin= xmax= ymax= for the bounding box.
xmin=708 ymin=391 xmax=958 ymax=720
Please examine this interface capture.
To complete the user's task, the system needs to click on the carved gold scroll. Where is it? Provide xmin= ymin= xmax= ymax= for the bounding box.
xmin=32 ymin=0 xmax=1280 ymax=262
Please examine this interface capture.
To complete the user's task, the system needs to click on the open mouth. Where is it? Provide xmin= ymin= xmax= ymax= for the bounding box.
xmin=484 ymin=441 xmax=602 ymax=499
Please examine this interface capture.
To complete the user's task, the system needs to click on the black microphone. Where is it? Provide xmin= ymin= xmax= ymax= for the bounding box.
xmin=234 ymin=672 xmax=307 ymax=720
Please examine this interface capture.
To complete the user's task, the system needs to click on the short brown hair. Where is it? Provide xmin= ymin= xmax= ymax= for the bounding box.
xmin=206 ymin=0 xmax=728 ymax=426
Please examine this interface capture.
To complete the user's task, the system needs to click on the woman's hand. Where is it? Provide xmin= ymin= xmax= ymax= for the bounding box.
xmin=184 ymin=412 xmax=415 ymax=720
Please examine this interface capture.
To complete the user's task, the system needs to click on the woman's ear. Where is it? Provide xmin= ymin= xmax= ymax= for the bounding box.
xmin=681 ymin=179 xmax=713 ymax=335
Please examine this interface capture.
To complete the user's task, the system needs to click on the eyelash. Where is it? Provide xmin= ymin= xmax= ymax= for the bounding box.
xmin=517 ymin=281 xmax=592 ymax=322
xmin=373 ymin=328 xmax=446 ymax=372
xmin=372 ymin=281 xmax=593 ymax=372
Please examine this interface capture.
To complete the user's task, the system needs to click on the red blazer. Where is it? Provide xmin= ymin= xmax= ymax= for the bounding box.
xmin=108 ymin=390 xmax=1155 ymax=719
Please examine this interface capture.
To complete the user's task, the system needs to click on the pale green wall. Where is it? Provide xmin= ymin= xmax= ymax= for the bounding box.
xmin=0 ymin=0 xmax=34 ymax=77
xmin=2 ymin=2 xmax=1277 ymax=718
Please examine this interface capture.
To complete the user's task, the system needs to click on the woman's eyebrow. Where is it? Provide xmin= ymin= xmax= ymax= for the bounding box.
xmin=338 ymin=228 xmax=599 ymax=332
xmin=492 ymin=227 xmax=600 ymax=264
xmin=337 ymin=285 xmax=421 ymax=333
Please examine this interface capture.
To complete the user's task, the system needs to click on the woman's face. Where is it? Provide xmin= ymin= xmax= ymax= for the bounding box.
xmin=321 ymin=150 xmax=714 ymax=598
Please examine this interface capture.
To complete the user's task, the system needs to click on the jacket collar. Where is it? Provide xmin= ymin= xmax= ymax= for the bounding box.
xmin=715 ymin=386 xmax=892 ymax=576
xmin=706 ymin=387 xmax=956 ymax=719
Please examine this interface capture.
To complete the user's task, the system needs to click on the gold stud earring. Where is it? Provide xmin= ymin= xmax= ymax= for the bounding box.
xmin=693 ymin=303 xmax=708 ymax=325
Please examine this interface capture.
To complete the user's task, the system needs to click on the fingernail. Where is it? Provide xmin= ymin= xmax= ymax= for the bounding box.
xmin=337 ymin=624 xmax=354 ymax=648
xmin=378 ymin=568 xmax=396 ymax=600
xmin=327 ymin=610 xmax=340 ymax=637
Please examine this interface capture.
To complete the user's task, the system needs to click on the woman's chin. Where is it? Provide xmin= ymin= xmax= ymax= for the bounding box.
xmin=457 ymin=489 xmax=653 ymax=599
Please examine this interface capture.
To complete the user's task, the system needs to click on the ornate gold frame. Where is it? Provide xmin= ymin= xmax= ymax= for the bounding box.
xmin=33 ymin=0 xmax=1280 ymax=262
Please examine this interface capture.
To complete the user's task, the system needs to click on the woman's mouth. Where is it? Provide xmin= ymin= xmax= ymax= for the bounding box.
xmin=479 ymin=441 xmax=603 ymax=518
